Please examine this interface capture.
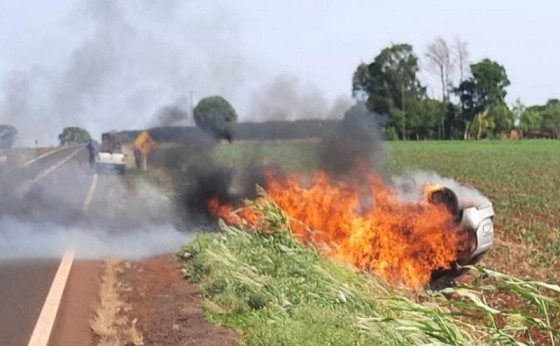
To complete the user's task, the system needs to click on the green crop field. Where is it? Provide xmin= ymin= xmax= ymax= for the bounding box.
xmin=172 ymin=139 xmax=560 ymax=345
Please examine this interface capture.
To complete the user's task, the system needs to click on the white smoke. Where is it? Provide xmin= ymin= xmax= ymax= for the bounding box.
xmin=0 ymin=155 xmax=193 ymax=260
xmin=0 ymin=219 xmax=190 ymax=260
xmin=392 ymin=171 xmax=491 ymax=208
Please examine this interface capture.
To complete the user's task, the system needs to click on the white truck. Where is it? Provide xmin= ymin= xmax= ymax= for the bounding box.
xmin=95 ymin=132 xmax=127 ymax=174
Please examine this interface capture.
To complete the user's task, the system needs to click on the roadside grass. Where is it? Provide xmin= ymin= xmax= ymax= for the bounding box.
xmin=91 ymin=256 xmax=144 ymax=346
xmin=180 ymin=196 xmax=560 ymax=345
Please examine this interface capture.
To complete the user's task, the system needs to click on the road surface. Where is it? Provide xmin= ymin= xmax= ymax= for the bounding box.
xmin=0 ymin=147 xmax=99 ymax=346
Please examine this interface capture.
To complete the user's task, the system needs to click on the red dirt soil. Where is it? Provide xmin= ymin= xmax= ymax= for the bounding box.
xmin=119 ymin=255 xmax=239 ymax=346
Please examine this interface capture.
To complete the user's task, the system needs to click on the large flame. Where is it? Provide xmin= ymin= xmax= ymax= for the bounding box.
xmin=209 ymin=168 xmax=467 ymax=288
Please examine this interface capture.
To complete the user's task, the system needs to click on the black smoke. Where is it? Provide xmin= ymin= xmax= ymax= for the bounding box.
xmin=164 ymin=101 xmax=386 ymax=227
xmin=318 ymin=102 xmax=386 ymax=176
xmin=152 ymin=105 xmax=190 ymax=127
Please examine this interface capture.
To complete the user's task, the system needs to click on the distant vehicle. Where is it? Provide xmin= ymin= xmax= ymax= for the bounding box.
xmin=95 ymin=132 xmax=127 ymax=174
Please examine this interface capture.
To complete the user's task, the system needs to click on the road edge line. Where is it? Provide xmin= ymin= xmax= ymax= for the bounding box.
xmin=27 ymin=249 xmax=75 ymax=346
xmin=28 ymin=172 xmax=99 ymax=346
xmin=82 ymin=173 xmax=99 ymax=212
xmin=23 ymin=146 xmax=72 ymax=167
xmin=31 ymin=149 xmax=81 ymax=185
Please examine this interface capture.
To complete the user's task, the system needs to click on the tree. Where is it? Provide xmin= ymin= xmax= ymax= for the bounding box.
xmin=455 ymin=59 xmax=510 ymax=139
xmin=58 ymin=127 xmax=92 ymax=145
xmin=424 ymin=37 xmax=455 ymax=138
xmin=0 ymin=125 xmax=17 ymax=149
xmin=487 ymin=102 xmax=514 ymax=135
xmin=352 ymin=43 xmax=426 ymax=139
xmin=511 ymin=98 xmax=525 ymax=129
xmin=453 ymin=37 xmax=470 ymax=84
xmin=540 ymin=99 xmax=560 ymax=138
xmin=425 ymin=37 xmax=453 ymax=102
xmin=517 ymin=105 xmax=543 ymax=134
xmin=194 ymin=96 xmax=238 ymax=142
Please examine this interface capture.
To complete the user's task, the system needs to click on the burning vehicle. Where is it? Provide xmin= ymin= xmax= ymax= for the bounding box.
xmin=209 ymin=168 xmax=495 ymax=289
xmin=427 ymin=186 xmax=494 ymax=284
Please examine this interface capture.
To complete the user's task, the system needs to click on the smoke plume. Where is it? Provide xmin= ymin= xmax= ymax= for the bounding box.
xmin=248 ymin=75 xmax=352 ymax=122
xmin=0 ymin=0 xmax=248 ymax=146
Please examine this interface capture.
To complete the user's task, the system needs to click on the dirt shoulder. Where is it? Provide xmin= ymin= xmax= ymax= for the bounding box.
xmin=118 ymin=255 xmax=239 ymax=346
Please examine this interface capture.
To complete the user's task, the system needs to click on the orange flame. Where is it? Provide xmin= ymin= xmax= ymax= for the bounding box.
xmin=209 ymin=169 xmax=466 ymax=288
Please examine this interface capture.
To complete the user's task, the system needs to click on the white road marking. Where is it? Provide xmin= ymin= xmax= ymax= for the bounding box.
xmin=27 ymin=249 xmax=75 ymax=346
xmin=23 ymin=146 xmax=72 ymax=167
xmin=27 ymin=172 xmax=99 ymax=346
xmin=30 ymin=149 xmax=80 ymax=185
xmin=82 ymin=173 xmax=99 ymax=212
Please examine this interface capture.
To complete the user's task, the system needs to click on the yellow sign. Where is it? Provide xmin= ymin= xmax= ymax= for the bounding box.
xmin=134 ymin=130 xmax=156 ymax=156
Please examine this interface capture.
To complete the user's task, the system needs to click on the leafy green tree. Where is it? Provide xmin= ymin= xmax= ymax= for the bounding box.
xmin=487 ymin=102 xmax=514 ymax=135
xmin=352 ymin=43 xmax=426 ymax=139
xmin=406 ymin=98 xmax=443 ymax=140
xmin=0 ymin=125 xmax=17 ymax=149
xmin=443 ymin=103 xmax=464 ymax=139
xmin=58 ymin=127 xmax=91 ymax=145
xmin=472 ymin=109 xmax=494 ymax=139
xmin=455 ymin=59 xmax=510 ymax=139
xmin=518 ymin=106 xmax=543 ymax=133
xmin=540 ymin=99 xmax=560 ymax=138
xmin=194 ymin=96 xmax=238 ymax=142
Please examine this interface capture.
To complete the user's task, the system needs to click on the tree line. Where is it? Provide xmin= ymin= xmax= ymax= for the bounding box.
xmin=352 ymin=37 xmax=560 ymax=140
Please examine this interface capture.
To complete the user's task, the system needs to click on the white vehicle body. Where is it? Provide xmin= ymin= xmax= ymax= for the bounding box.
xmin=460 ymin=202 xmax=495 ymax=260
xmin=427 ymin=186 xmax=495 ymax=285
xmin=95 ymin=132 xmax=126 ymax=174
xmin=96 ymin=152 xmax=126 ymax=174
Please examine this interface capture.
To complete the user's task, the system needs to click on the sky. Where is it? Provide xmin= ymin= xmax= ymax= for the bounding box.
xmin=0 ymin=0 xmax=558 ymax=146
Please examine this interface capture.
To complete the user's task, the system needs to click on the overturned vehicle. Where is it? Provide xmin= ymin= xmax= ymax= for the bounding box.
xmin=428 ymin=186 xmax=495 ymax=284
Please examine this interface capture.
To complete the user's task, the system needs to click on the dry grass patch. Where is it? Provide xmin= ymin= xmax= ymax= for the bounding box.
xmin=91 ymin=256 xmax=144 ymax=346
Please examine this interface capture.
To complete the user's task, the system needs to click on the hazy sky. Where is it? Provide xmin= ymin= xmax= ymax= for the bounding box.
xmin=0 ymin=0 xmax=558 ymax=145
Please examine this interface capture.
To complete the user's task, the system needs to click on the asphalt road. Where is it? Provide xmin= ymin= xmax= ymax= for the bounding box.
xmin=0 ymin=145 xmax=179 ymax=345
xmin=0 ymin=147 xmax=93 ymax=346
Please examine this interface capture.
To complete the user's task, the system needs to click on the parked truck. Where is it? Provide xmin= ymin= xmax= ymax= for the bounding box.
xmin=96 ymin=132 xmax=127 ymax=174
